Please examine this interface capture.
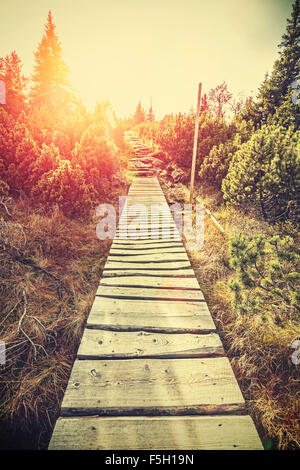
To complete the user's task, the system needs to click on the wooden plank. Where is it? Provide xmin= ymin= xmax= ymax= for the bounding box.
xmin=104 ymin=260 xmax=189 ymax=270
xmin=125 ymin=203 xmax=169 ymax=207
xmin=114 ymin=236 xmax=182 ymax=242
xmin=110 ymin=245 xmax=185 ymax=251
xmin=102 ymin=268 xmax=196 ymax=277
xmin=116 ymin=229 xmax=179 ymax=235
xmin=88 ymin=296 xmax=212 ymax=317
xmin=49 ymin=415 xmax=263 ymax=450
xmin=77 ymin=330 xmax=224 ymax=359
xmin=100 ymin=275 xmax=200 ymax=288
xmin=112 ymin=237 xmax=181 ymax=243
xmin=87 ymin=303 xmax=215 ymax=333
xmin=117 ymin=223 xmax=176 ymax=229
xmin=111 ymin=240 xmax=184 ymax=248
xmin=117 ymin=225 xmax=178 ymax=230
xmin=60 ymin=357 xmax=245 ymax=416
xmin=96 ymin=285 xmax=204 ymax=301
xmin=110 ymin=247 xmax=186 ymax=254
xmin=107 ymin=253 xmax=190 ymax=263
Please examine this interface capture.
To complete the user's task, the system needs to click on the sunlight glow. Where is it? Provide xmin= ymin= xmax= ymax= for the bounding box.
xmin=0 ymin=0 xmax=294 ymax=117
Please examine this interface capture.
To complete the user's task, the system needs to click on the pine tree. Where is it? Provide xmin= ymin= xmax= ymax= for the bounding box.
xmin=147 ymin=100 xmax=155 ymax=122
xmin=30 ymin=11 xmax=70 ymax=108
xmin=257 ymin=0 xmax=300 ymax=125
xmin=133 ymin=101 xmax=146 ymax=125
xmin=0 ymin=51 xmax=27 ymax=116
xmin=222 ymin=124 xmax=299 ymax=223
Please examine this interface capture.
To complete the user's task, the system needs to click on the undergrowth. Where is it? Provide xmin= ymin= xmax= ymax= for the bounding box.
xmin=161 ymin=178 xmax=300 ymax=450
xmin=0 ymin=195 xmax=121 ymax=449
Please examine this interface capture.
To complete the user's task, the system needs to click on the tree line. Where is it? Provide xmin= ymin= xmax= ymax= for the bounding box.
xmin=0 ymin=11 xmax=126 ymax=217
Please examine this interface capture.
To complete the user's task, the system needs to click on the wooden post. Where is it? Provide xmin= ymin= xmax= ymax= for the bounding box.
xmin=189 ymin=83 xmax=202 ymax=204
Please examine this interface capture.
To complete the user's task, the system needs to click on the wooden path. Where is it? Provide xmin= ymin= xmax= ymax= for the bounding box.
xmin=48 ymin=136 xmax=263 ymax=450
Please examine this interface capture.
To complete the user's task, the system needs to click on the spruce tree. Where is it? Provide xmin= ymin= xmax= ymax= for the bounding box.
xmin=0 ymin=51 xmax=27 ymax=116
xmin=147 ymin=100 xmax=155 ymax=122
xmin=30 ymin=11 xmax=70 ymax=108
xmin=133 ymin=101 xmax=146 ymax=125
xmin=257 ymin=0 xmax=300 ymax=125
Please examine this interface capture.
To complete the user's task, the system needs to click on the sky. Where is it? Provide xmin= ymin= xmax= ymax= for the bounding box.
xmin=0 ymin=0 xmax=295 ymax=118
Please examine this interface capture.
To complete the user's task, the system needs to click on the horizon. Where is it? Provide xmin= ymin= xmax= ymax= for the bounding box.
xmin=0 ymin=0 xmax=295 ymax=119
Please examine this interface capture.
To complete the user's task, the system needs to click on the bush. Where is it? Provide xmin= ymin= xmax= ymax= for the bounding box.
xmin=229 ymin=233 xmax=300 ymax=322
xmin=32 ymin=160 xmax=98 ymax=217
xmin=199 ymin=119 xmax=254 ymax=190
xmin=222 ymin=125 xmax=299 ymax=223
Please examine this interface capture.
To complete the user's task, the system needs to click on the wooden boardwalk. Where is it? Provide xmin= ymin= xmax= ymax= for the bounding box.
xmin=48 ymin=137 xmax=263 ymax=450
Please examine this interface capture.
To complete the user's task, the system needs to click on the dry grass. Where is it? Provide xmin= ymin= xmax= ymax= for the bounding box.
xmin=0 ymin=196 xmax=118 ymax=449
xmin=161 ymin=178 xmax=300 ymax=450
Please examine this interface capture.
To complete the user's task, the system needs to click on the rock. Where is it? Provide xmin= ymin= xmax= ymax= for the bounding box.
xmin=149 ymin=151 xmax=166 ymax=162
xmin=171 ymin=168 xmax=187 ymax=183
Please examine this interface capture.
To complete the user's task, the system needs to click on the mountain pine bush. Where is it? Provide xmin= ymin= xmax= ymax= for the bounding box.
xmin=222 ymin=125 xmax=299 ymax=223
xmin=229 ymin=233 xmax=300 ymax=322
xmin=199 ymin=118 xmax=254 ymax=189
xmin=33 ymin=160 xmax=98 ymax=217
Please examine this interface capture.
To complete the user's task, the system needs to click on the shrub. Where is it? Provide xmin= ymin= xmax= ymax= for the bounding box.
xmin=229 ymin=233 xmax=300 ymax=322
xmin=222 ymin=125 xmax=299 ymax=223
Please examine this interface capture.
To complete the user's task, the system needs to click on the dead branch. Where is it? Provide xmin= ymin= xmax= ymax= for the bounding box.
xmin=17 ymin=290 xmax=48 ymax=360
xmin=0 ymin=197 xmax=12 ymax=217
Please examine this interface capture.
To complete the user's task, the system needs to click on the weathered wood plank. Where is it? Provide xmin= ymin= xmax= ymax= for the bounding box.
xmin=117 ymin=224 xmax=177 ymax=230
xmin=88 ymin=296 xmax=211 ymax=316
xmin=102 ymin=268 xmax=196 ymax=277
xmin=114 ymin=237 xmax=182 ymax=242
xmin=60 ymin=357 xmax=245 ymax=416
xmin=87 ymin=313 xmax=216 ymax=334
xmin=107 ymin=253 xmax=190 ymax=263
xmin=113 ymin=236 xmax=180 ymax=242
xmin=100 ymin=275 xmax=200 ymax=288
xmin=87 ymin=298 xmax=215 ymax=332
xmin=77 ymin=330 xmax=223 ymax=359
xmin=110 ymin=247 xmax=186 ymax=254
xmin=115 ymin=231 xmax=180 ymax=238
xmin=111 ymin=240 xmax=184 ymax=248
xmin=104 ymin=260 xmax=189 ymax=270
xmin=116 ymin=226 xmax=178 ymax=231
xmin=96 ymin=285 xmax=204 ymax=301
xmin=86 ymin=313 xmax=215 ymax=333
xmin=49 ymin=415 xmax=263 ymax=450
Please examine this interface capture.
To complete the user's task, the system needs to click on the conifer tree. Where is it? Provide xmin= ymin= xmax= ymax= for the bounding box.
xmin=147 ymin=100 xmax=155 ymax=122
xmin=222 ymin=124 xmax=299 ymax=223
xmin=30 ymin=11 xmax=70 ymax=108
xmin=256 ymin=0 xmax=300 ymax=126
xmin=0 ymin=51 xmax=27 ymax=116
xmin=133 ymin=101 xmax=146 ymax=125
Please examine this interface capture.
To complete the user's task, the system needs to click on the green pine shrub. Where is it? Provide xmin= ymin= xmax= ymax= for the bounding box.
xmin=222 ymin=125 xmax=299 ymax=223
xmin=229 ymin=233 xmax=300 ymax=322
